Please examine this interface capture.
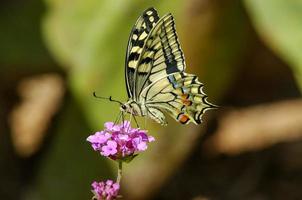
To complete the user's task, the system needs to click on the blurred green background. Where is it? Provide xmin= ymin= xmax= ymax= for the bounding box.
xmin=1 ymin=0 xmax=302 ymax=199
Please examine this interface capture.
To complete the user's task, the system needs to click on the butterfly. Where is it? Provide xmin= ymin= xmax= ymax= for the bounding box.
xmin=117 ymin=7 xmax=216 ymax=126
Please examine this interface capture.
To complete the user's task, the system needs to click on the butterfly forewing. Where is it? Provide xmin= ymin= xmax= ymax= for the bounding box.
xmin=133 ymin=14 xmax=186 ymax=100
xmin=125 ymin=8 xmax=159 ymax=98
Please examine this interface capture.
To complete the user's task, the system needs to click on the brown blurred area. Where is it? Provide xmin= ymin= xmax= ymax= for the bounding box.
xmin=155 ymin=30 xmax=302 ymax=200
xmin=1 ymin=0 xmax=302 ymax=200
xmin=153 ymin=2 xmax=302 ymax=199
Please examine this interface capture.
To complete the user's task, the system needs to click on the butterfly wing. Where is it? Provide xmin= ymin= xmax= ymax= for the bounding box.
xmin=132 ymin=13 xmax=186 ymax=100
xmin=141 ymin=72 xmax=215 ymax=124
xmin=125 ymin=7 xmax=159 ymax=98
xmin=135 ymin=13 xmax=215 ymax=124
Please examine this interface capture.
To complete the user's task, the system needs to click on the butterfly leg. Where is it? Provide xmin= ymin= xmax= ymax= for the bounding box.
xmin=133 ymin=115 xmax=140 ymax=128
xmin=121 ymin=111 xmax=126 ymax=129
xmin=127 ymin=108 xmax=134 ymax=132
xmin=144 ymin=115 xmax=147 ymax=129
xmin=114 ymin=111 xmax=123 ymax=125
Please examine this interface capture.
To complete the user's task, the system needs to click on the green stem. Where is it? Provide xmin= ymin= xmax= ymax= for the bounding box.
xmin=116 ymin=161 xmax=123 ymax=184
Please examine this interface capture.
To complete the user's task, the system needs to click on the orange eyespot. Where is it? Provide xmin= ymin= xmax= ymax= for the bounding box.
xmin=177 ymin=113 xmax=190 ymax=124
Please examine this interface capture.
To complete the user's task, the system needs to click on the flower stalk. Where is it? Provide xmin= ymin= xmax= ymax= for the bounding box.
xmin=116 ymin=161 xmax=123 ymax=184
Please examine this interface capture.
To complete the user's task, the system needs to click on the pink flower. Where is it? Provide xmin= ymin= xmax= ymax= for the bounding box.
xmin=101 ymin=141 xmax=118 ymax=156
xmin=87 ymin=121 xmax=155 ymax=161
xmin=91 ymin=180 xmax=120 ymax=200
xmin=87 ymin=131 xmax=111 ymax=150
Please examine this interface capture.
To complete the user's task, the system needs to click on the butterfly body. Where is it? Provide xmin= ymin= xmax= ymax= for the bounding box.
xmin=121 ymin=7 xmax=215 ymax=125
xmin=121 ymin=100 xmax=146 ymax=116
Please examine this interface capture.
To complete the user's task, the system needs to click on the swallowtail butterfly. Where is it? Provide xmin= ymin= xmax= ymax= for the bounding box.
xmin=119 ymin=7 xmax=216 ymax=125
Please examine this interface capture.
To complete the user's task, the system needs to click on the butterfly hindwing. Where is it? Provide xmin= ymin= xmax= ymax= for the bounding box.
xmin=141 ymin=72 xmax=214 ymax=124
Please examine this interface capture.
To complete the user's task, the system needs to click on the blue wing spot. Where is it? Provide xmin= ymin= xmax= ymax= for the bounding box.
xmin=168 ymin=75 xmax=179 ymax=89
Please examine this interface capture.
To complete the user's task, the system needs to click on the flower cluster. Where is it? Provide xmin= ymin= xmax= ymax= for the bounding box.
xmin=91 ymin=180 xmax=120 ymax=200
xmin=87 ymin=121 xmax=155 ymax=161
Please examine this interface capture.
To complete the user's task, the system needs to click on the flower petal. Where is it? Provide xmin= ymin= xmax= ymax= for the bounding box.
xmin=137 ymin=142 xmax=147 ymax=151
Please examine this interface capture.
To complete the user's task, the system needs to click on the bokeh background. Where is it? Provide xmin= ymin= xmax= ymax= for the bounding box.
xmin=1 ymin=0 xmax=302 ymax=199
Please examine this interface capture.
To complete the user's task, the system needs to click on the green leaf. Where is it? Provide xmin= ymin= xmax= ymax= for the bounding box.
xmin=244 ymin=0 xmax=302 ymax=91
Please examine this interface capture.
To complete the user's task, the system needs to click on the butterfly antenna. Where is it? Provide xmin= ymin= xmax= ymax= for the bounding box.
xmin=93 ymin=92 xmax=123 ymax=105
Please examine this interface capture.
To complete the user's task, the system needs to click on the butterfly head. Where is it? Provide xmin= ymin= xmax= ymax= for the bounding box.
xmin=120 ymin=103 xmax=128 ymax=112
xmin=120 ymin=100 xmax=142 ymax=116
xmin=120 ymin=103 xmax=136 ymax=114
xmin=120 ymin=102 xmax=133 ymax=113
